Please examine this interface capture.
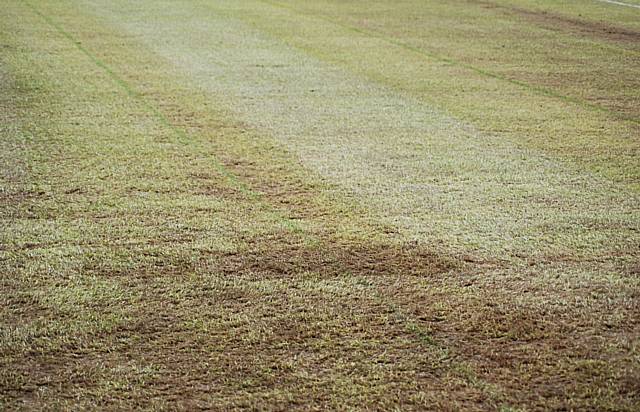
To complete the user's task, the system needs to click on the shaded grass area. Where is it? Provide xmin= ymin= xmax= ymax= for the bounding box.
xmin=1 ymin=0 xmax=639 ymax=410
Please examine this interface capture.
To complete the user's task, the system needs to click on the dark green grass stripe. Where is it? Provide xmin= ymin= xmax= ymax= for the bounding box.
xmin=260 ymin=0 xmax=640 ymax=125
xmin=23 ymin=1 xmax=255 ymax=197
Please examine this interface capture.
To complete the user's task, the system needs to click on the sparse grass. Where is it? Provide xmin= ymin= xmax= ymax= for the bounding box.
xmin=1 ymin=0 xmax=639 ymax=410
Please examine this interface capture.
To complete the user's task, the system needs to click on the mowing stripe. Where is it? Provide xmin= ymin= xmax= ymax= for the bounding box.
xmin=258 ymin=0 xmax=639 ymax=125
xmin=596 ymin=0 xmax=640 ymax=9
xmin=22 ymin=1 xmax=254 ymax=197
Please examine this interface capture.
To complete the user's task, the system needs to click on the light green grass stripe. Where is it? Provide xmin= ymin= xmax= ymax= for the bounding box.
xmin=23 ymin=0 xmax=254 ymax=198
xmin=260 ymin=0 xmax=639 ymax=125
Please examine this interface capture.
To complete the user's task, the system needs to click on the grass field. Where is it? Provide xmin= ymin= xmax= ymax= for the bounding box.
xmin=1 ymin=0 xmax=639 ymax=410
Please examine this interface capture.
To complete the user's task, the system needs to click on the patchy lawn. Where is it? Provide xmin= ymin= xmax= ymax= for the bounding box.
xmin=1 ymin=0 xmax=639 ymax=410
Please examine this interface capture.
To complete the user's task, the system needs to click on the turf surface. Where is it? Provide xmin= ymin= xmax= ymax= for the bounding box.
xmin=1 ymin=0 xmax=639 ymax=410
